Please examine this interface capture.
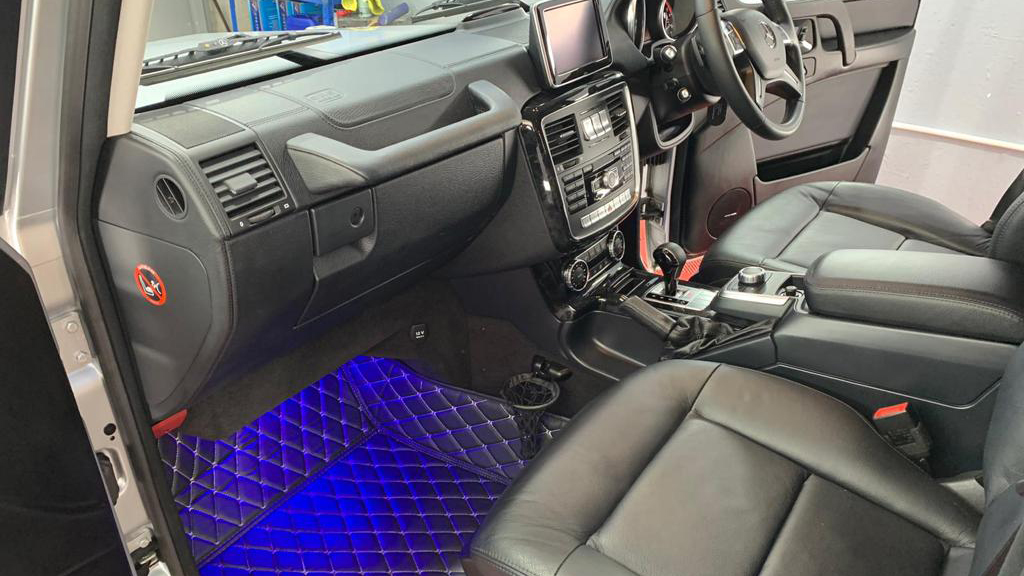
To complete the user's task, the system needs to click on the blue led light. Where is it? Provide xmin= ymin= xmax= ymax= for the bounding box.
xmin=160 ymin=356 xmax=568 ymax=574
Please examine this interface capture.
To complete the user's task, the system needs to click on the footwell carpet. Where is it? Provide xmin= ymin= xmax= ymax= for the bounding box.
xmin=159 ymin=357 xmax=567 ymax=575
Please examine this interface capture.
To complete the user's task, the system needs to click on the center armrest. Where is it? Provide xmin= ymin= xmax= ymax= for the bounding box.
xmin=804 ymin=250 xmax=1024 ymax=343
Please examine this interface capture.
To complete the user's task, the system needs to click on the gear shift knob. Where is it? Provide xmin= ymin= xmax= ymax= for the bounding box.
xmin=653 ymin=242 xmax=687 ymax=296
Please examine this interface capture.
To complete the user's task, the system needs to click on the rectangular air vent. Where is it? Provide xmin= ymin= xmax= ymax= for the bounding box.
xmin=200 ymin=144 xmax=288 ymax=225
xmin=604 ymin=92 xmax=631 ymax=138
xmin=543 ymin=115 xmax=583 ymax=166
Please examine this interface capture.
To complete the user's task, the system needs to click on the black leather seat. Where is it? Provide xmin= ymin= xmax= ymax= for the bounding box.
xmin=696 ymin=172 xmax=1024 ymax=284
xmin=465 ymin=354 xmax=1024 ymax=576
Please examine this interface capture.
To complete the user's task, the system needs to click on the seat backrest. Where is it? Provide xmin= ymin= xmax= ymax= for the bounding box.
xmin=972 ymin=345 xmax=1024 ymax=575
xmin=987 ymin=168 xmax=1024 ymax=265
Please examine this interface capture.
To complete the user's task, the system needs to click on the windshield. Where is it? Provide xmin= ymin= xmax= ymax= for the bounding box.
xmin=139 ymin=0 xmax=510 ymax=109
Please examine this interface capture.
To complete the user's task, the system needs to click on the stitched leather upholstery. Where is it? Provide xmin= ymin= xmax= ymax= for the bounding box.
xmin=465 ymin=360 xmax=988 ymax=576
xmin=803 ymin=249 xmax=1024 ymax=343
xmin=696 ymin=181 xmax=993 ymax=284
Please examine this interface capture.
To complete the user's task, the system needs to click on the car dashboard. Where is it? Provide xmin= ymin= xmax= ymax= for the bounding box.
xmin=97 ymin=5 xmax=649 ymax=420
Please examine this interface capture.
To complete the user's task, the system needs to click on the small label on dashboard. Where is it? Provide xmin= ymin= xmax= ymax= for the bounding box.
xmin=134 ymin=263 xmax=167 ymax=306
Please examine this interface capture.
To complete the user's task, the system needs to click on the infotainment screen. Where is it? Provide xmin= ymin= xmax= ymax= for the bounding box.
xmin=530 ymin=0 xmax=611 ymax=88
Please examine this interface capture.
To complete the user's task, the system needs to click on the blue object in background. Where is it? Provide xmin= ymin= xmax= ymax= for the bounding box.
xmin=250 ymin=0 xmax=336 ymax=31
xmin=377 ymin=2 xmax=409 ymax=26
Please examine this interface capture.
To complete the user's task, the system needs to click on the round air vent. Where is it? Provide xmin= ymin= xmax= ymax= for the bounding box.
xmin=155 ymin=176 xmax=187 ymax=220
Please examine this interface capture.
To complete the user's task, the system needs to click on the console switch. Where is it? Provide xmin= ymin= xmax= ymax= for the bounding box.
xmin=738 ymin=266 xmax=767 ymax=286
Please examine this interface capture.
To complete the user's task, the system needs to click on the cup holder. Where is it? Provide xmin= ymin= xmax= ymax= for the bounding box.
xmin=502 ymin=374 xmax=561 ymax=459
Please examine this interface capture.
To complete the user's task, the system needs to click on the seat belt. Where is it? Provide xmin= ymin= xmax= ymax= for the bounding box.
xmin=985 ymin=523 xmax=1024 ymax=576
xmin=983 ymin=168 xmax=1024 ymax=234
xmin=984 ymin=482 xmax=1024 ymax=576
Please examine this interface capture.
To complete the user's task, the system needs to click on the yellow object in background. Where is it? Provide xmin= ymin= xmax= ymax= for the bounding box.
xmin=341 ymin=0 xmax=386 ymax=15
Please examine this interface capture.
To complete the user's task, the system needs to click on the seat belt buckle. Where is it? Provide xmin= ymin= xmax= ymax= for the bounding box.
xmin=872 ymin=402 xmax=932 ymax=462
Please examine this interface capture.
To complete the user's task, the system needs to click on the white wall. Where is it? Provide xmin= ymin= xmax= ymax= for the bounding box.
xmin=147 ymin=0 xmax=216 ymax=40
xmin=876 ymin=0 xmax=1024 ymax=224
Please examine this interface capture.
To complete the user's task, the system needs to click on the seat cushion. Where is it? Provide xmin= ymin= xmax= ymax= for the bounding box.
xmin=696 ymin=181 xmax=992 ymax=284
xmin=464 ymin=361 xmax=980 ymax=576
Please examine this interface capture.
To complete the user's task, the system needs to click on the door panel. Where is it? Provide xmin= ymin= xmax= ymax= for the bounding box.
xmin=671 ymin=0 xmax=920 ymax=255
xmin=0 ymin=240 xmax=132 ymax=576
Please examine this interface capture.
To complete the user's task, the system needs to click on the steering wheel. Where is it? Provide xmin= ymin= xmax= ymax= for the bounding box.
xmin=694 ymin=0 xmax=806 ymax=140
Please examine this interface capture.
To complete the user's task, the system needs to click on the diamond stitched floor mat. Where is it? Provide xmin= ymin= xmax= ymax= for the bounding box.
xmin=158 ymin=373 xmax=372 ymax=562
xmin=199 ymin=433 xmax=507 ymax=576
xmin=348 ymin=357 xmax=567 ymax=482
xmin=160 ymin=356 xmax=569 ymax=572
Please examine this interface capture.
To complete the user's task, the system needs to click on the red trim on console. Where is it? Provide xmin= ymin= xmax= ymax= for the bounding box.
xmin=637 ymin=223 xmax=704 ymax=280
xmin=873 ymin=402 xmax=909 ymax=421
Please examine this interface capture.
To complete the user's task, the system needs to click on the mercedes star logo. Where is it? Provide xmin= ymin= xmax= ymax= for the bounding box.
xmin=762 ymin=22 xmax=778 ymax=49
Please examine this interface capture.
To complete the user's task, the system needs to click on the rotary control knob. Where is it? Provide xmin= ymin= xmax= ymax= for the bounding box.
xmin=738 ymin=266 xmax=767 ymax=286
xmin=607 ymin=230 xmax=625 ymax=261
xmin=601 ymin=168 xmax=621 ymax=191
xmin=563 ymin=259 xmax=590 ymax=292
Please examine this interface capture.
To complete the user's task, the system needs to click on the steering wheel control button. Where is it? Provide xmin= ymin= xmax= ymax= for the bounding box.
xmin=738 ymin=266 xmax=767 ymax=286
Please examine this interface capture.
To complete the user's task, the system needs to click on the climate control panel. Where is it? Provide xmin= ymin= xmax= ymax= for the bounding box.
xmin=561 ymin=229 xmax=626 ymax=292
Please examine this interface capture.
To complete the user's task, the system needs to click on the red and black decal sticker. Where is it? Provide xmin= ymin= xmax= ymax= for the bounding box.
xmin=134 ymin=264 xmax=167 ymax=306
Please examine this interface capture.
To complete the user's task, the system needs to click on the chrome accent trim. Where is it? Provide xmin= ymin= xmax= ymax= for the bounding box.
xmin=719 ymin=290 xmax=791 ymax=305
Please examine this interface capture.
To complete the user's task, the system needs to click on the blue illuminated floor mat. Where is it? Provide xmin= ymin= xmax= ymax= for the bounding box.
xmin=159 ymin=356 xmax=567 ymax=575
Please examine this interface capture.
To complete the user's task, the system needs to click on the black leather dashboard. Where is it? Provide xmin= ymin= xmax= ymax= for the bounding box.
xmin=96 ymin=11 xmax=643 ymax=420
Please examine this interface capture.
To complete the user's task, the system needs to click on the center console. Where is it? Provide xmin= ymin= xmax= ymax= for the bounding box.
xmin=548 ymin=246 xmax=1018 ymax=478
xmin=521 ymin=76 xmax=641 ymax=253
xmin=541 ymin=84 xmax=639 ymax=240
xmin=519 ymin=0 xmax=640 ymax=253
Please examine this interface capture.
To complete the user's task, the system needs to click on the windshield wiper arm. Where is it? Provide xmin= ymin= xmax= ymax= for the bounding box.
xmin=140 ymin=30 xmax=340 ymax=86
xmin=412 ymin=0 xmax=466 ymax=16
xmin=411 ymin=0 xmax=514 ymax=22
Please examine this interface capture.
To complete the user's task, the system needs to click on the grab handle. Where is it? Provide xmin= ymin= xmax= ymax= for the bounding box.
xmin=286 ymin=80 xmax=521 ymax=195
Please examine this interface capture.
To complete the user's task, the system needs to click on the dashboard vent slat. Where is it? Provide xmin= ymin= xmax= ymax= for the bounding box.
xmin=543 ymin=115 xmax=583 ymax=166
xmin=604 ymin=92 xmax=630 ymax=138
xmin=200 ymin=144 xmax=287 ymax=222
xmin=155 ymin=176 xmax=187 ymax=220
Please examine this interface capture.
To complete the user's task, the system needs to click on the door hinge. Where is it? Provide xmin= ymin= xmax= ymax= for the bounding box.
xmin=129 ymin=530 xmax=161 ymax=576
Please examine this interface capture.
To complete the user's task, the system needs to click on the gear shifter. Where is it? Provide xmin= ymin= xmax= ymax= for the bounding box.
xmin=653 ymin=242 xmax=687 ymax=296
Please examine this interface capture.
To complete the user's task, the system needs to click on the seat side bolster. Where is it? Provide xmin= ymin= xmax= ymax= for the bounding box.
xmin=824 ymin=182 xmax=991 ymax=256
xmin=697 ymin=182 xmax=836 ymax=283
xmin=468 ymin=361 xmax=721 ymax=576
xmin=693 ymin=365 xmax=981 ymax=547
